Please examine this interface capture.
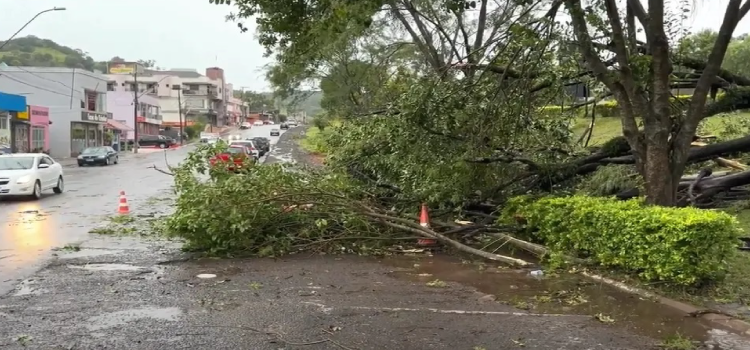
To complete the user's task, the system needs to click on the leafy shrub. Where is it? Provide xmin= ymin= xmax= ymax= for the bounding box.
xmin=596 ymin=100 xmax=619 ymax=118
xmin=502 ymin=195 xmax=742 ymax=285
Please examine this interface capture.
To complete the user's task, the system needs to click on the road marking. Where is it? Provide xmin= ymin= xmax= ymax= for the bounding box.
xmin=301 ymin=301 xmax=582 ymax=317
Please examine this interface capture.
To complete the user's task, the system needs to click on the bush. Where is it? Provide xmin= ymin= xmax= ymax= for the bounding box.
xmin=502 ymin=195 xmax=742 ymax=285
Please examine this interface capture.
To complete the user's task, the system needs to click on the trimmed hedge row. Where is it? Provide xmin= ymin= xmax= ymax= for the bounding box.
xmin=502 ymin=195 xmax=742 ymax=285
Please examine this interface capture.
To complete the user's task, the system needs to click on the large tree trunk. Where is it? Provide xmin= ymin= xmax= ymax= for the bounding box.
xmin=643 ymin=141 xmax=676 ymax=205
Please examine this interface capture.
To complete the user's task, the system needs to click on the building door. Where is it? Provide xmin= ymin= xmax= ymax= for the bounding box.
xmin=71 ymin=122 xmax=86 ymax=156
xmin=11 ymin=122 xmax=30 ymax=153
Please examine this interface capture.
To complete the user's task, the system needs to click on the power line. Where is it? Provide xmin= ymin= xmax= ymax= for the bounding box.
xmin=0 ymin=72 xmax=79 ymax=98
xmin=2 ymin=66 xmax=83 ymax=94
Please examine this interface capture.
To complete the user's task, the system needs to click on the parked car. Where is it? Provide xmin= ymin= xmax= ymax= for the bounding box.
xmin=251 ymin=137 xmax=271 ymax=155
xmin=209 ymin=146 xmax=255 ymax=172
xmin=287 ymin=121 xmax=298 ymax=127
xmin=270 ymin=128 xmax=280 ymax=136
xmin=253 ymin=120 xmax=264 ymax=126
xmin=0 ymin=153 xmax=64 ymax=199
xmin=240 ymin=122 xmax=252 ymax=130
xmin=280 ymin=123 xmax=289 ymax=130
xmin=77 ymin=146 xmax=119 ymax=166
xmin=139 ymin=135 xmax=175 ymax=149
xmin=229 ymin=140 xmax=260 ymax=158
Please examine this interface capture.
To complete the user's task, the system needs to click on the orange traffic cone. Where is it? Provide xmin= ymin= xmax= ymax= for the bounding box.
xmin=417 ymin=203 xmax=437 ymax=246
xmin=118 ymin=190 xmax=130 ymax=214
xmin=420 ymin=203 xmax=430 ymax=228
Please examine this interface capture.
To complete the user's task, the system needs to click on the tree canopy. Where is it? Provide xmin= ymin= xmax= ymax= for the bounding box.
xmin=212 ymin=0 xmax=750 ymax=207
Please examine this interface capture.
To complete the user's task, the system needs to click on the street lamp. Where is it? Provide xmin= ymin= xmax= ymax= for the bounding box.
xmin=0 ymin=7 xmax=66 ymax=51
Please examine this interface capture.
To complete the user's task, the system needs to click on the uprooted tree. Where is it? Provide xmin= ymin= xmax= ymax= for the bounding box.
xmin=164 ymin=0 xmax=750 ymax=288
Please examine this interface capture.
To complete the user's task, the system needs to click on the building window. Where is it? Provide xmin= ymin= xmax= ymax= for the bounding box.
xmin=31 ymin=126 xmax=45 ymax=151
xmin=85 ymin=90 xmax=98 ymax=111
xmin=0 ymin=114 xmax=7 ymax=130
xmin=107 ymin=83 xmax=115 ymax=91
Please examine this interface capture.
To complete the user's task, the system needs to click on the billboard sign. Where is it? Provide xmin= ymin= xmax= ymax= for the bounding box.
xmin=107 ymin=62 xmax=143 ymax=75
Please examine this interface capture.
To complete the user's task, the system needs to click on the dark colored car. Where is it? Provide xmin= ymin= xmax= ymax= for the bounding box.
xmin=280 ymin=123 xmax=289 ymax=130
xmin=139 ymin=135 xmax=175 ymax=149
xmin=270 ymin=128 xmax=280 ymax=136
xmin=252 ymin=137 xmax=271 ymax=155
xmin=77 ymin=146 xmax=119 ymax=166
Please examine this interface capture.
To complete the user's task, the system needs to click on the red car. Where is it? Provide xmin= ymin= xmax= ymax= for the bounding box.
xmin=209 ymin=146 xmax=254 ymax=171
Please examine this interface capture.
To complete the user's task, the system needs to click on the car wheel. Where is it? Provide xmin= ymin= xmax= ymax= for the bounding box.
xmin=159 ymin=143 xmax=167 ymax=149
xmin=105 ymin=157 xmax=110 ymax=166
xmin=114 ymin=156 xmax=119 ymax=164
xmin=78 ymin=162 xmax=84 ymax=167
xmin=53 ymin=176 xmax=64 ymax=194
xmin=31 ymin=180 xmax=42 ymax=200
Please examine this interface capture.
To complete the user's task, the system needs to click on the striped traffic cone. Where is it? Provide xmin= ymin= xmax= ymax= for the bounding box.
xmin=118 ymin=191 xmax=130 ymax=215
xmin=417 ymin=203 xmax=437 ymax=246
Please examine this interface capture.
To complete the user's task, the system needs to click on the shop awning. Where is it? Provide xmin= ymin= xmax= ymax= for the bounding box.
xmin=106 ymin=119 xmax=133 ymax=131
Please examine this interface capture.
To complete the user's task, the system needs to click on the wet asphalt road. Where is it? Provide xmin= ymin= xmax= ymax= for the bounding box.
xmin=0 ymin=125 xmax=285 ymax=296
xmin=1 ymin=125 xmax=749 ymax=349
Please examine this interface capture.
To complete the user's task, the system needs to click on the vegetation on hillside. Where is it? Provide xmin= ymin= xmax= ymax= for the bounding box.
xmin=0 ymin=36 xmax=103 ymax=71
xmin=0 ymin=36 xmax=160 ymax=74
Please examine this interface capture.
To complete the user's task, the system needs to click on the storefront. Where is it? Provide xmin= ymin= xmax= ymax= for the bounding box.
xmin=136 ymin=116 xmax=162 ymax=137
xmin=71 ymin=111 xmax=107 ymax=156
xmin=12 ymin=106 xmax=31 ymax=153
xmin=29 ymin=105 xmax=50 ymax=153
xmin=0 ymin=92 xmax=27 ymax=154
xmin=106 ymin=119 xmax=133 ymax=152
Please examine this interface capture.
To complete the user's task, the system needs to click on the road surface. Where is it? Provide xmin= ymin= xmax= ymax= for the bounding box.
xmin=1 ymin=125 xmax=748 ymax=349
xmin=0 ymin=125 xmax=284 ymax=296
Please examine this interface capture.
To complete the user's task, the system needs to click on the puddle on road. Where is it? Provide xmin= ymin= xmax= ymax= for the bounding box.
xmin=85 ymin=306 xmax=182 ymax=331
xmin=383 ymin=255 xmax=750 ymax=349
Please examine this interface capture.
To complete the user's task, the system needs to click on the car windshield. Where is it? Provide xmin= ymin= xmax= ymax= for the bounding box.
xmin=82 ymin=147 xmax=107 ymax=155
xmin=0 ymin=156 xmax=35 ymax=170
xmin=226 ymin=147 xmax=244 ymax=154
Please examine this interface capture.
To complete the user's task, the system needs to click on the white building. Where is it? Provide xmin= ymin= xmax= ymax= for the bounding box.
xmin=106 ymin=66 xmax=230 ymax=128
xmin=0 ymin=66 xmax=110 ymax=158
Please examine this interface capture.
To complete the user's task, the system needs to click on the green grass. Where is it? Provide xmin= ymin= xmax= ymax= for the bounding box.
xmin=299 ymin=127 xmax=325 ymax=153
xmin=572 ymin=111 xmax=750 ymax=146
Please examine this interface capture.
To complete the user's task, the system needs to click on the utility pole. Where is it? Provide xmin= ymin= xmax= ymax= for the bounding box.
xmin=174 ymin=84 xmax=184 ymax=145
xmin=133 ymin=69 xmax=139 ymax=154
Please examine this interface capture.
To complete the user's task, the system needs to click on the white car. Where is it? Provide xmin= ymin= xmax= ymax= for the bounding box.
xmin=0 ymin=153 xmax=64 ymax=199
xmin=229 ymin=140 xmax=260 ymax=159
xmin=253 ymin=120 xmax=264 ymax=126
xmin=240 ymin=122 xmax=252 ymax=130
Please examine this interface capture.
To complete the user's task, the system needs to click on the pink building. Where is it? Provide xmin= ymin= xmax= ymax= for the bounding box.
xmin=29 ymin=105 xmax=49 ymax=153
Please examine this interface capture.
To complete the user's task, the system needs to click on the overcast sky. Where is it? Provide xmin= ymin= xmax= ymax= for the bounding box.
xmin=0 ymin=0 xmax=746 ymax=94
xmin=0 ymin=0 xmax=273 ymax=92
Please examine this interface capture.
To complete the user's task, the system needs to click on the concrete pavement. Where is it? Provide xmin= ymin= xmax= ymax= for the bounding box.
xmin=1 ymin=125 xmax=749 ymax=349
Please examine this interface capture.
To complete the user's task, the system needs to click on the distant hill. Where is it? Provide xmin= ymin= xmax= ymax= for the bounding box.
xmin=0 ymin=36 xmax=106 ymax=71
xmin=263 ymin=91 xmax=323 ymax=117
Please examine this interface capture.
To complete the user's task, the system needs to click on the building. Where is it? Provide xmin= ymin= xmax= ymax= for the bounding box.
xmin=28 ymin=105 xmax=50 ymax=153
xmin=106 ymin=66 xmax=229 ymax=128
xmin=225 ymin=83 xmax=247 ymax=125
xmin=0 ymin=91 xmax=27 ymax=154
xmin=0 ymin=67 xmax=110 ymax=158
xmin=106 ymin=90 xmax=162 ymax=141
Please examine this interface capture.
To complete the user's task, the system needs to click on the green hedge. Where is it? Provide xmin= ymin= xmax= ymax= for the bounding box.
xmin=502 ymin=195 xmax=741 ymax=285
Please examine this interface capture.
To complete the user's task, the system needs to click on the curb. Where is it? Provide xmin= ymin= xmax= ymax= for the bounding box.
xmin=581 ymin=272 xmax=750 ymax=336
